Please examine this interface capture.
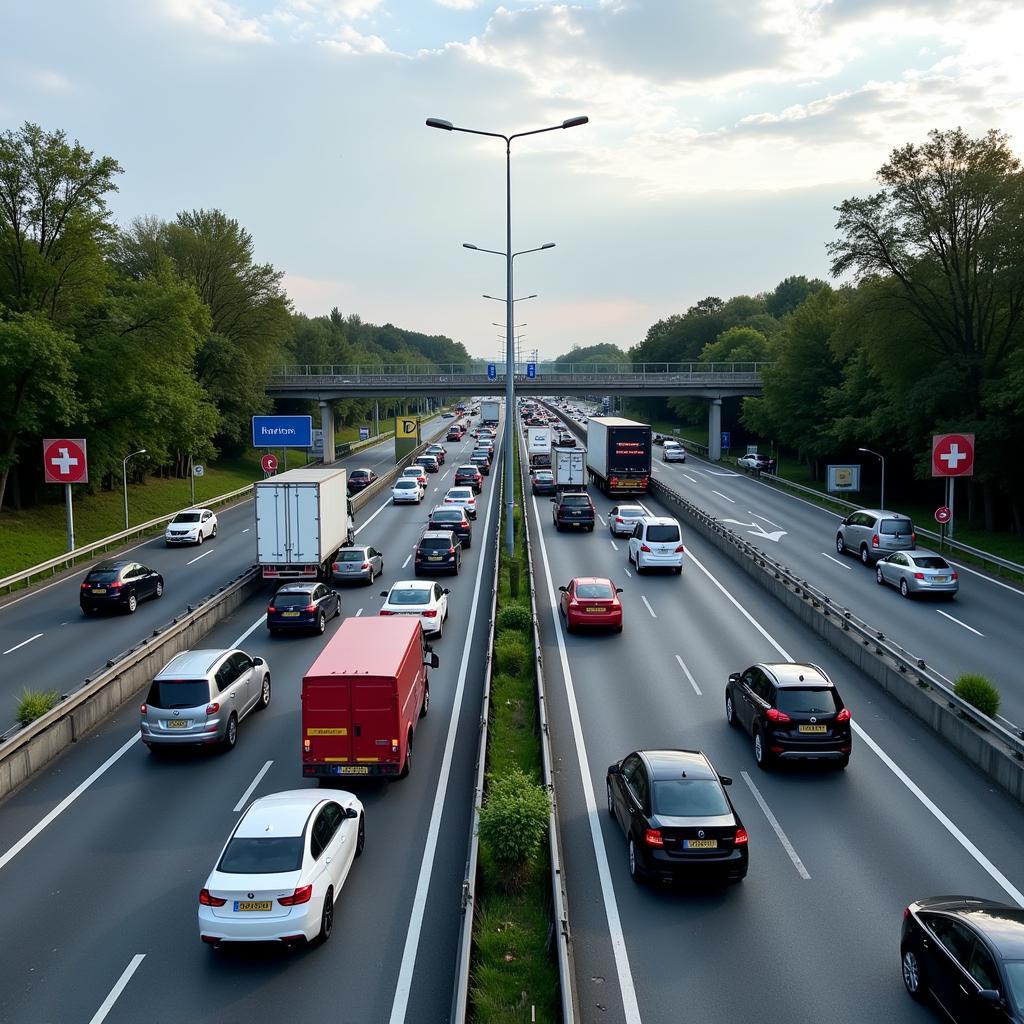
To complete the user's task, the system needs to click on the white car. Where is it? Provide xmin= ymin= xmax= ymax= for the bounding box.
xmin=165 ymin=508 xmax=217 ymax=546
xmin=198 ymin=789 xmax=364 ymax=946
xmin=392 ymin=478 xmax=425 ymax=504
xmin=401 ymin=465 xmax=428 ymax=487
xmin=443 ymin=486 xmax=478 ymax=520
xmin=627 ymin=516 xmax=685 ymax=575
xmin=608 ymin=503 xmax=646 ymax=537
xmin=663 ymin=442 xmax=686 ymax=463
xmin=379 ymin=580 xmax=449 ymax=639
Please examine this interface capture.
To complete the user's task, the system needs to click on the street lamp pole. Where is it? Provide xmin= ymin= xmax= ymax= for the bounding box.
xmin=858 ymin=447 xmax=886 ymax=510
xmin=122 ymin=448 xmax=147 ymax=530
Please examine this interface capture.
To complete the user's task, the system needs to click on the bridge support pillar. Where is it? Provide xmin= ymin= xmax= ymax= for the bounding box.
xmin=320 ymin=400 xmax=336 ymax=464
xmin=708 ymin=398 xmax=722 ymax=461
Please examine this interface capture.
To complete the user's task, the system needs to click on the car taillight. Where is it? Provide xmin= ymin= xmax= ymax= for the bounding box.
xmin=675 ymin=545 xmax=685 ymax=553
xmin=140 ymin=704 xmax=147 ymax=715
xmin=361 ymin=562 xmax=370 ymax=569
xmin=80 ymin=581 xmax=89 ymax=589
xmin=109 ymin=580 xmax=123 ymax=589
xmin=304 ymin=604 xmax=316 ymax=613
xmin=448 ymin=548 xmax=455 ymax=555
xmin=278 ymin=885 xmax=313 ymax=906
xmin=734 ymin=827 xmax=749 ymax=845
xmin=423 ymin=609 xmax=438 ymax=617
xmin=615 ymin=517 xmax=623 ymax=523
xmin=380 ymin=610 xmax=394 ymax=615
xmin=911 ymin=531 xmax=916 ymax=544
xmin=835 ymin=707 xmax=851 ymax=722
xmin=872 ymin=534 xmax=879 ymax=548
xmin=913 ymin=572 xmax=925 ymax=580
xmin=950 ymin=572 xmax=958 ymax=580
xmin=206 ymin=703 xmax=220 ymax=716
xmin=640 ymin=544 xmax=651 ymax=552
xmin=267 ymin=606 xmax=276 ymax=613
xmin=903 ymin=906 xmax=910 ymax=920
xmin=644 ymin=828 xmax=664 ymax=847
xmin=765 ymin=707 xmax=791 ymax=722
xmin=199 ymin=888 xmax=226 ymax=906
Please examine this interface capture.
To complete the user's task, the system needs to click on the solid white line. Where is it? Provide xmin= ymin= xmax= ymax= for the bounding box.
xmin=0 ymin=732 xmax=141 ymax=872
xmin=88 ymin=954 xmax=146 ymax=1024
xmin=674 ymin=655 xmax=702 ymax=696
xmin=623 ymin=567 xmax=632 ymax=578
xmin=354 ymin=497 xmax=392 ymax=536
xmin=741 ymin=772 xmax=811 ymax=879
xmin=821 ymin=552 xmax=853 ymax=570
xmin=750 ymin=512 xmax=784 ymax=530
xmin=402 ymin=554 xmax=412 ymax=569
xmin=530 ymin=492 xmax=642 ymax=1023
xmin=711 ymin=490 xmax=736 ymax=503
xmin=2 ymin=632 xmax=43 ymax=655
xmin=355 ymin=608 xmax=363 ymax=616
xmin=388 ymin=440 xmax=502 ymax=1024
xmin=936 ymin=609 xmax=984 ymax=636
xmin=242 ymin=527 xmax=250 ymax=533
xmin=233 ymin=760 xmax=273 ymax=812
xmin=597 ymin=514 xmax=607 ymax=526
xmin=641 ymin=596 xmax=657 ymax=618
xmin=230 ymin=612 xmax=268 ymax=649
xmin=946 ymin=560 xmax=1024 ymax=597
xmin=609 ymin=540 xmax=619 ymax=551
xmin=682 ymin=473 xmax=698 ymax=484
xmin=440 ymin=469 xmax=449 ymax=480
xmin=185 ymin=549 xmax=214 ymax=566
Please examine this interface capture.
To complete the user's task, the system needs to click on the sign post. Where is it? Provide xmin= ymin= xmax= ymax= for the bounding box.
xmin=934 ymin=505 xmax=952 ymax=549
xmin=932 ymin=433 xmax=975 ymax=541
xmin=43 ymin=438 xmax=89 ymax=552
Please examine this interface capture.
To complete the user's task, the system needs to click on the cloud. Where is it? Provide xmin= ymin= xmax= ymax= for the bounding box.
xmin=321 ymin=24 xmax=394 ymax=53
xmin=28 ymin=68 xmax=73 ymax=93
xmin=434 ymin=0 xmax=483 ymax=8
xmin=160 ymin=0 xmax=271 ymax=41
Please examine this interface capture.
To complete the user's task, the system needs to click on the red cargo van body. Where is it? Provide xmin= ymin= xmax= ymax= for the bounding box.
xmin=301 ymin=617 xmax=432 ymax=779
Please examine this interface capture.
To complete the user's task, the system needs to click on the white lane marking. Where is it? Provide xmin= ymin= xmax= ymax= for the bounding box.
xmin=936 ymin=609 xmax=984 ymax=637
xmin=721 ymin=518 xmax=787 ymax=543
xmin=641 ymin=596 xmax=657 ymax=618
xmin=433 ymin=486 xmax=439 ymax=492
xmin=741 ymin=772 xmax=811 ymax=880
xmin=354 ymin=497 xmax=392 ymax=536
xmin=389 ymin=440 xmax=501 ymax=1024
xmin=821 ymin=552 xmax=853 ymax=570
xmin=623 ymin=567 xmax=632 ymax=578
xmin=597 ymin=514 xmax=607 ymax=526
xmin=711 ymin=490 xmax=736 ymax=503
xmin=233 ymin=760 xmax=273 ymax=812
xmin=230 ymin=612 xmax=268 ymax=649
xmin=186 ymin=549 xmax=214 ymax=566
xmin=2 ymin=632 xmax=43 ymax=655
xmin=402 ymin=554 xmax=412 ymax=569
xmin=0 ymin=732 xmax=141 ymax=872
xmin=675 ymin=655 xmax=702 ymax=696
xmin=682 ymin=473 xmax=698 ymax=484
xmin=440 ymin=469 xmax=449 ymax=480
xmin=686 ymin=547 xmax=1024 ymax=907
xmin=88 ymin=954 xmax=146 ymax=1024
xmin=609 ymin=540 xmax=619 ymax=551
xmin=242 ymin=528 xmax=250 ymax=533
xmin=946 ymin=560 xmax=1024 ymax=597
xmin=706 ymin=469 xmax=741 ymax=477
xmin=750 ymin=512 xmax=784 ymax=530
xmin=356 ymin=608 xmax=363 ymax=616
xmin=530 ymin=492 xmax=642 ymax=1023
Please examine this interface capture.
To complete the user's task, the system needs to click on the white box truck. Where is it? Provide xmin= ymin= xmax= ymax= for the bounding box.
xmin=554 ymin=447 xmax=585 ymax=488
xmin=527 ymin=426 xmax=552 ymax=469
xmin=255 ymin=467 xmax=354 ymax=580
xmin=480 ymin=400 xmax=500 ymax=427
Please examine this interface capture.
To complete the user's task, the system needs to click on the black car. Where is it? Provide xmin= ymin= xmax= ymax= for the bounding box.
xmin=606 ymin=749 xmax=748 ymax=885
xmin=455 ymin=465 xmax=483 ymax=493
xmin=427 ymin=506 xmax=472 ymax=548
xmin=267 ymin=582 xmax=340 ymax=636
xmin=414 ymin=530 xmax=462 ymax=576
xmin=347 ymin=468 xmax=377 ymax=494
xmin=470 ymin=453 xmax=491 ymax=476
xmin=531 ymin=470 xmax=556 ymax=495
xmin=901 ymin=896 xmax=1024 ymax=1022
xmin=551 ymin=491 xmax=596 ymax=531
xmin=80 ymin=560 xmax=164 ymax=615
xmin=726 ymin=662 xmax=852 ymax=769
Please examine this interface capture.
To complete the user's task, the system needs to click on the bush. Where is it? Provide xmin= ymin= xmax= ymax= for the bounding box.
xmin=477 ymin=767 xmax=551 ymax=887
xmin=506 ymin=557 xmax=521 ymax=599
xmin=953 ymin=673 xmax=1000 ymax=719
xmin=496 ymin=604 xmax=532 ymax=635
xmin=17 ymin=688 xmax=60 ymax=726
xmin=494 ymin=634 xmax=528 ymax=676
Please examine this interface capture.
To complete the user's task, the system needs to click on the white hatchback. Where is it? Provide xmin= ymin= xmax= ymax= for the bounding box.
xmin=392 ymin=478 xmax=425 ymax=504
xmin=443 ymin=486 xmax=478 ymax=520
xmin=663 ymin=442 xmax=686 ymax=463
xmin=628 ymin=516 xmax=685 ymax=575
xmin=379 ymin=580 xmax=450 ymax=639
xmin=198 ymin=789 xmax=364 ymax=946
xmin=608 ymin=503 xmax=645 ymax=537
xmin=165 ymin=508 xmax=218 ymax=546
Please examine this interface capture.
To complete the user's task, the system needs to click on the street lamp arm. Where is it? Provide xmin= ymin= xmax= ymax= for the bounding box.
xmin=509 ymin=116 xmax=588 ymax=142
xmin=512 ymin=243 xmax=556 ymax=259
xmin=464 ymin=243 xmax=506 ymax=257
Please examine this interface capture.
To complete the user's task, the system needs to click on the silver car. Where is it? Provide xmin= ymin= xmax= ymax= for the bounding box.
xmin=140 ymin=649 xmax=270 ymax=752
xmin=332 ymin=545 xmax=384 ymax=584
xmin=609 ymin=503 xmax=645 ymax=537
xmin=663 ymin=442 xmax=686 ymax=463
xmin=835 ymin=509 xmax=915 ymax=565
xmin=875 ymin=549 xmax=958 ymax=599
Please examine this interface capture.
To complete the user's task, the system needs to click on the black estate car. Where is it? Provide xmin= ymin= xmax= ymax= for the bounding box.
xmin=551 ymin=491 xmax=595 ymax=531
xmin=80 ymin=560 xmax=164 ymax=615
xmin=266 ymin=582 xmax=340 ymax=636
xmin=414 ymin=530 xmax=462 ymax=576
xmin=427 ymin=506 xmax=472 ymax=548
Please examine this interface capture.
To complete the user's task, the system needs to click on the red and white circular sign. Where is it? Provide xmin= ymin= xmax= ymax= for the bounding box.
xmin=934 ymin=506 xmax=952 ymax=524
xmin=43 ymin=438 xmax=88 ymax=484
xmin=932 ymin=433 xmax=975 ymax=478
xmin=261 ymin=453 xmax=279 ymax=474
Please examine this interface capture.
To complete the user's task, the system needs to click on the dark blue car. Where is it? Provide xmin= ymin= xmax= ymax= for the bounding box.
xmin=267 ymin=582 xmax=340 ymax=636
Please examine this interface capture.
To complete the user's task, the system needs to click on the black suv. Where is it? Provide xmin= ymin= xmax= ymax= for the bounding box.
xmin=415 ymin=530 xmax=462 ymax=575
xmin=427 ymin=505 xmax=472 ymax=548
xmin=267 ymin=582 xmax=340 ymax=636
xmin=551 ymin=491 xmax=595 ymax=531
xmin=80 ymin=560 xmax=164 ymax=615
xmin=726 ymin=662 xmax=852 ymax=769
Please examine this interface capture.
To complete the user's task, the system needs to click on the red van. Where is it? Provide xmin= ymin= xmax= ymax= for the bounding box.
xmin=301 ymin=617 xmax=438 ymax=780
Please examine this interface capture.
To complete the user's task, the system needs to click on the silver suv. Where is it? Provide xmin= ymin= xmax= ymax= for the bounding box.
xmin=140 ymin=649 xmax=271 ymax=753
xmin=835 ymin=509 xmax=915 ymax=565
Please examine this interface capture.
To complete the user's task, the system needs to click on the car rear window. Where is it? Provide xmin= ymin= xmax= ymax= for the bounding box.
xmin=432 ymin=510 xmax=462 ymax=522
xmin=86 ymin=569 xmax=120 ymax=583
xmin=218 ymin=836 xmax=304 ymax=874
xmin=336 ymin=550 xmax=365 ymax=561
xmin=390 ymin=588 xmax=431 ymax=606
xmin=172 ymin=512 xmax=201 ymax=523
xmin=646 ymin=524 xmax=680 ymax=542
xmin=395 ymin=479 xmax=418 ymax=488
xmin=146 ymin=679 xmax=211 ymax=709
xmin=880 ymin=518 xmax=913 ymax=535
xmin=618 ymin=506 xmax=643 ymax=517
xmin=351 ymin=471 xmax=369 ymax=479
xmin=419 ymin=537 xmax=452 ymax=551
xmin=653 ymin=779 xmax=730 ymax=817
xmin=459 ymin=466 xmax=478 ymax=473
xmin=534 ymin=472 xmax=553 ymax=481
xmin=576 ymin=583 xmax=613 ymax=599
xmin=448 ymin=489 xmax=473 ymax=500
xmin=561 ymin=495 xmax=591 ymax=507
xmin=273 ymin=592 xmax=313 ymax=608
xmin=912 ymin=556 xmax=949 ymax=569
xmin=775 ymin=688 xmax=839 ymax=715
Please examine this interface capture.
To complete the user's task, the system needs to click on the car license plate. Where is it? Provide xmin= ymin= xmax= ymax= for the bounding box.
xmin=684 ymin=839 xmax=718 ymax=849
xmin=585 ymin=606 xmax=604 ymax=613
xmin=282 ymin=611 xmax=300 ymax=617
xmin=799 ymin=724 xmax=827 ymax=733
xmin=166 ymin=719 xmax=190 ymax=729
xmin=92 ymin=588 xmax=106 ymax=595
xmin=429 ymin=556 xmax=442 ymax=561
xmin=932 ymin=576 xmax=948 ymax=583
xmin=234 ymin=901 xmax=272 ymax=912
xmin=336 ymin=766 xmax=369 ymax=775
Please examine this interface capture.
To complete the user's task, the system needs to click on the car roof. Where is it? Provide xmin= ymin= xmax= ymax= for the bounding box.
xmin=421 ymin=530 xmax=456 ymax=541
xmin=90 ymin=559 xmax=134 ymax=572
xmin=430 ymin=505 xmax=465 ymax=516
xmin=640 ymin=749 xmax=716 ymax=782
xmin=447 ymin=486 xmax=473 ymax=494
xmin=572 ymin=576 xmax=615 ymax=587
xmin=275 ymin=583 xmax=318 ymax=594
xmin=157 ymin=648 xmax=233 ymax=678
xmin=237 ymin=789 xmax=335 ymax=838
xmin=853 ymin=508 xmax=910 ymax=518
xmin=640 ymin=515 xmax=678 ymax=525
xmin=176 ymin=507 xmax=212 ymax=514
xmin=394 ymin=477 xmax=419 ymax=484
xmin=389 ymin=580 xmax=435 ymax=592
xmin=905 ymin=548 xmax=944 ymax=560
xmin=915 ymin=898 xmax=1024 ymax=956
xmin=352 ymin=467 xmax=373 ymax=474
xmin=457 ymin=464 xmax=480 ymax=471
xmin=759 ymin=662 xmax=833 ymax=687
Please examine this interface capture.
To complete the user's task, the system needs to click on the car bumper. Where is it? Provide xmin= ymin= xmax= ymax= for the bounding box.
xmin=303 ymin=762 xmax=401 ymax=778
xmin=638 ymin=553 xmax=684 ymax=569
xmin=567 ymin=611 xmax=622 ymax=630
xmin=165 ymin=534 xmax=200 ymax=544
xmin=610 ymin=522 xmax=638 ymax=536
xmin=908 ymin=579 xmax=959 ymax=595
xmin=81 ymin=596 xmax=130 ymax=611
xmin=415 ymin=560 xmax=459 ymax=573
xmin=556 ymin=518 xmax=594 ymax=529
xmin=638 ymin=845 xmax=748 ymax=882
xmin=268 ymin=615 xmax=320 ymax=631
xmin=141 ymin=722 xmax=225 ymax=746
xmin=392 ymin=494 xmax=421 ymax=503
xmin=770 ymin=735 xmax=851 ymax=760
xmin=333 ymin=570 xmax=373 ymax=582
xmin=198 ymin=902 xmax=322 ymax=944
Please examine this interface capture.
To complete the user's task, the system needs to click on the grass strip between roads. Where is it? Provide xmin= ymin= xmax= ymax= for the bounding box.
xmin=470 ymin=436 xmax=559 ymax=1023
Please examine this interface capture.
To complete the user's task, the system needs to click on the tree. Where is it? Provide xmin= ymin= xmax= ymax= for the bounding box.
xmin=699 ymin=325 xmax=772 ymax=364
xmin=765 ymin=275 xmax=826 ymax=319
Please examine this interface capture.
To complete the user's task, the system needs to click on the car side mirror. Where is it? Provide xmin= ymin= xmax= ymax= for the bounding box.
xmin=974 ymin=989 xmax=1002 ymax=1008
xmin=344 ymin=806 xmax=359 ymax=819
xmin=607 ymin=764 xmax=621 ymax=776
xmin=729 ymin=673 xmax=740 ymax=684
xmin=550 ymin=498 xmax=557 ymax=503
xmin=252 ymin=656 xmax=265 ymax=667
xmin=558 ymin=586 xmax=568 ymax=593
xmin=429 ymin=653 xmax=440 ymax=669
xmin=616 ymin=588 xmax=623 ymax=594
xmin=442 ymin=588 xmax=451 ymax=595
xmin=718 ymin=775 xmax=733 ymax=786
xmin=379 ymin=591 xmax=388 ymax=598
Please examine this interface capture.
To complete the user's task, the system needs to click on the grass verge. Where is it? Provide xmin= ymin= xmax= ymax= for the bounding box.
xmin=470 ymin=433 xmax=559 ymax=1023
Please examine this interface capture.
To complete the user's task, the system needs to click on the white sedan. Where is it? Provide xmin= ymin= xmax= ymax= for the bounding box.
xmin=165 ymin=507 xmax=218 ymax=546
xmin=198 ymin=790 xmax=364 ymax=946
xmin=401 ymin=465 xmax=428 ymax=487
xmin=663 ymin=442 xmax=686 ymax=463
xmin=392 ymin=478 xmax=425 ymax=504
xmin=443 ymin=486 xmax=478 ymax=520
xmin=379 ymin=580 xmax=449 ymax=638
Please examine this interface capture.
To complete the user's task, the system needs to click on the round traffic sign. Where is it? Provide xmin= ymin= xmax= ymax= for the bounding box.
xmin=934 ymin=506 xmax=952 ymax=524
xmin=261 ymin=454 xmax=279 ymax=474
xmin=43 ymin=438 xmax=89 ymax=484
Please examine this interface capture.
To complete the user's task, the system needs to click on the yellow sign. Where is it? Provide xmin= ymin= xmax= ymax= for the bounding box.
xmin=396 ymin=416 xmax=420 ymax=439
xmin=307 ymin=727 xmax=347 ymax=736
xmin=835 ymin=467 xmax=853 ymax=487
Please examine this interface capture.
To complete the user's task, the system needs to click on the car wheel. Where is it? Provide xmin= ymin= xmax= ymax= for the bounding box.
xmin=355 ymin=814 xmax=365 ymax=857
xmin=614 ymin=625 xmax=623 ymax=634
xmin=834 ymin=755 xmax=850 ymax=770
xmin=453 ymin=560 xmax=459 ymax=576
xmin=420 ymin=683 xmax=430 ymax=718
xmin=269 ymin=627 xmax=280 ymax=637
xmin=674 ymin=566 xmax=682 ymax=575
xmin=835 ymin=534 xmax=845 ymax=555
xmin=334 ymin=601 xmax=342 ymax=618
xmin=257 ymin=674 xmax=271 ymax=710
xmin=859 ymin=545 xmax=870 ymax=566
xmin=317 ymin=887 xmax=334 ymax=943
xmin=875 ymin=567 xmax=885 ymax=585
xmin=606 ymin=780 xmax=615 ymax=818
xmin=753 ymin=729 xmax=769 ymax=769
xmin=899 ymin=578 xmax=910 ymax=599
xmin=211 ymin=524 xmax=217 ymax=538
xmin=127 ymin=593 xmax=138 ymax=614
xmin=628 ymin=837 xmax=644 ymax=884
xmin=82 ymin=605 xmax=95 ymax=617
xmin=317 ymin=612 xmax=327 ymax=634
xmin=222 ymin=713 xmax=238 ymax=752
xmin=197 ymin=531 xmax=204 ymax=546
xmin=400 ymin=735 xmax=413 ymax=778
xmin=155 ymin=580 xmax=164 ymax=599
xmin=436 ymin=617 xmax=443 ymax=639
xmin=587 ymin=524 xmax=594 ymax=532
xmin=902 ymin=945 xmax=925 ymax=1001
xmin=725 ymin=692 xmax=736 ymax=727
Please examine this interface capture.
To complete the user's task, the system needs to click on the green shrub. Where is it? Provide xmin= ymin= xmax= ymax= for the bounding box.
xmin=953 ymin=674 xmax=1000 ymax=719
xmin=494 ymin=634 xmax=528 ymax=676
xmin=506 ymin=557 xmax=521 ymax=598
xmin=496 ymin=604 xmax=532 ymax=635
xmin=477 ymin=767 xmax=551 ymax=888
xmin=17 ymin=688 xmax=60 ymax=726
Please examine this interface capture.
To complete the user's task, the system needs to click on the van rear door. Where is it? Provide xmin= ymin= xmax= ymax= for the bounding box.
xmin=353 ymin=682 xmax=399 ymax=768
xmin=303 ymin=680 xmax=353 ymax=764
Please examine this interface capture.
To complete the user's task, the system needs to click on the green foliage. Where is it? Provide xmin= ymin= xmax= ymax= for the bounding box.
xmin=700 ymin=325 xmax=772 ymax=364
xmin=477 ymin=767 xmax=551 ymax=873
xmin=494 ymin=633 xmax=528 ymax=676
xmin=17 ymin=688 xmax=60 ymax=725
xmin=496 ymin=604 xmax=533 ymax=635
xmin=953 ymin=674 xmax=1001 ymax=719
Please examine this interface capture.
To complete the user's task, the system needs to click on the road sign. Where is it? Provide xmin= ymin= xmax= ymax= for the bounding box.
xmin=526 ymin=362 xmax=536 ymax=379
xmin=934 ymin=506 xmax=952 ymax=524
xmin=252 ymin=415 xmax=313 ymax=448
xmin=827 ymin=464 xmax=860 ymax=493
xmin=261 ymin=454 xmax=278 ymax=473
xmin=192 ymin=464 xmax=204 ymax=477
xmin=932 ymin=433 xmax=975 ymax=477
xmin=359 ymin=427 xmax=370 ymax=441
xmin=720 ymin=431 xmax=731 ymax=449
xmin=396 ymin=416 xmax=419 ymax=439
xmin=43 ymin=438 xmax=88 ymax=484
xmin=487 ymin=363 xmax=496 ymax=381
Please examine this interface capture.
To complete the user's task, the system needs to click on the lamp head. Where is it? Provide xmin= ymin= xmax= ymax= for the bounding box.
xmin=462 ymin=243 xmax=478 ymax=250
xmin=541 ymin=242 xmax=556 ymax=249
xmin=562 ymin=116 xmax=589 ymax=129
xmin=426 ymin=118 xmax=454 ymax=131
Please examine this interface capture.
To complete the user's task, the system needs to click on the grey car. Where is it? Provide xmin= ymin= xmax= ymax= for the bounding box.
xmin=609 ymin=503 xmax=645 ymax=537
xmin=876 ymin=549 xmax=958 ymax=599
xmin=836 ymin=509 xmax=916 ymax=565
xmin=332 ymin=545 xmax=384 ymax=585
xmin=140 ymin=648 xmax=270 ymax=752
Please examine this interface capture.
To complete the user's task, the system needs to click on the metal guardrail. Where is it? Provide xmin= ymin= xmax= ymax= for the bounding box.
xmin=274 ymin=361 xmax=774 ymax=377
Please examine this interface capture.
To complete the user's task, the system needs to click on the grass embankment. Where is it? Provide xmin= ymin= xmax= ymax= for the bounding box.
xmin=470 ymin=437 xmax=559 ymax=1023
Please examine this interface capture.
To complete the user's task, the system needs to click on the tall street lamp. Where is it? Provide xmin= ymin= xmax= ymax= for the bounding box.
xmin=122 ymin=448 xmax=147 ymax=530
xmin=858 ymin=447 xmax=886 ymax=510
xmin=428 ymin=114 xmax=588 ymax=555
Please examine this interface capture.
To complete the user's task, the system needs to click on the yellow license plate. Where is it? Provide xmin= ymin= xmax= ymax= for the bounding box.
xmin=685 ymin=839 xmax=718 ymax=849
xmin=932 ymin=576 xmax=948 ymax=583
xmin=235 ymin=901 xmax=272 ymax=912
xmin=282 ymin=611 xmax=301 ymax=617
xmin=337 ymin=766 xmax=370 ymax=774
xmin=166 ymin=719 xmax=190 ymax=728
xmin=92 ymin=588 xmax=106 ymax=595
xmin=429 ymin=556 xmax=442 ymax=561
xmin=585 ymin=606 xmax=605 ymax=613
xmin=799 ymin=724 xmax=827 ymax=733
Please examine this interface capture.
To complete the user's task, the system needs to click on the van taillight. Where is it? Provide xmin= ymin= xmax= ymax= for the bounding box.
xmin=872 ymin=534 xmax=880 ymax=547
xmin=140 ymin=704 xmax=147 ymax=715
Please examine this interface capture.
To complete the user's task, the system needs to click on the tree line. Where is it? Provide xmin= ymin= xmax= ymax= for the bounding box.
xmin=0 ymin=123 xmax=470 ymax=511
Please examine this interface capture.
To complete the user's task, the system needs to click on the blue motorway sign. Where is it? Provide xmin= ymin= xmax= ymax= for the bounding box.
xmin=487 ymin=363 xmax=497 ymax=381
xmin=252 ymin=415 xmax=313 ymax=448
xmin=359 ymin=427 xmax=370 ymax=441
xmin=721 ymin=431 xmax=732 ymax=449
xmin=526 ymin=362 xmax=536 ymax=379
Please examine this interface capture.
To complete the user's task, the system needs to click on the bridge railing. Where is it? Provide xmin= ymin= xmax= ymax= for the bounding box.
xmin=270 ymin=361 xmax=773 ymax=380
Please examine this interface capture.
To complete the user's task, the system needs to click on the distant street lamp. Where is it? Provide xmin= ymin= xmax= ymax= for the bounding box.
xmin=123 ymin=448 xmax=147 ymax=530
xmin=858 ymin=447 xmax=886 ymax=510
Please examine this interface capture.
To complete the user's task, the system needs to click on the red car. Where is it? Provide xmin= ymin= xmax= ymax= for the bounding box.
xmin=558 ymin=577 xmax=623 ymax=634
xmin=455 ymin=465 xmax=483 ymax=493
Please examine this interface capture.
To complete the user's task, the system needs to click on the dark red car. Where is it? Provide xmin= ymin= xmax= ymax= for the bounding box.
xmin=558 ymin=577 xmax=623 ymax=634
xmin=347 ymin=468 xmax=377 ymax=494
xmin=455 ymin=465 xmax=483 ymax=493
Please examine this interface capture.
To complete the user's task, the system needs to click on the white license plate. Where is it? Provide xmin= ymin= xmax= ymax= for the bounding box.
xmin=92 ymin=588 xmax=106 ymax=595
xmin=931 ymin=576 xmax=949 ymax=583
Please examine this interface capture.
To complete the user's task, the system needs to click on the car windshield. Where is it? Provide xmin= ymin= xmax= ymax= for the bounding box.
xmin=647 ymin=524 xmax=680 ymax=543
xmin=403 ymin=469 xmax=423 ymax=476
xmin=389 ymin=588 xmax=431 ymax=606
xmin=336 ymin=550 xmax=366 ymax=561
xmin=561 ymin=495 xmax=591 ymax=507
xmin=1004 ymin=962 xmax=1024 ymax=1013
xmin=146 ymin=679 xmax=210 ymax=709
xmin=87 ymin=569 xmax=120 ymax=583
xmin=912 ymin=556 xmax=949 ymax=569
xmin=218 ymin=836 xmax=304 ymax=874
xmin=775 ymin=688 xmax=839 ymax=715
xmin=273 ymin=592 xmax=313 ymax=608
xmin=576 ymin=583 xmax=613 ymax=599
xmin=880 ymin=518 xmax=913 ymax=535
xmin=172 ymin=512 xmax=201 ymax=524
xmin=448 ymin=490 xmax=472 ymax=500
xmin=419 ymin=537 xmax=451 ymax=551
xmin=653 ymin=779 xmax=730 ymax=817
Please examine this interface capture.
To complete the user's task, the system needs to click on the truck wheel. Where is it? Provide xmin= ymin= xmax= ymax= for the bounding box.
xmin=400 ymin=735 xmax=413 ymax=778
xmin=420 ymin=684 xmax=430 ymax=718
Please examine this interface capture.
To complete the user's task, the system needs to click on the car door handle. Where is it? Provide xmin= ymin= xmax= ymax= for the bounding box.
xmin=325 ymin=856 xmax=332 ymax=865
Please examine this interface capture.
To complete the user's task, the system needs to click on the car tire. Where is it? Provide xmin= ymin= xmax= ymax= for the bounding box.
xmin=753 ymin=729 xmax=770 ymax=770
xmin=587 ymin=524 xmax=594 ymax=532
xmin=859 ymin=545 xmax=871 ymax=566
xmin=155 ymin=580 xmax=164 ymax=599
xmin=222 ymin=714 xmax=238 ymax=752
xmin=436 ymin=617 xmax=443 ymax=639
xmin=197 ymin=531 xmax=204 ymax=546
xmin=674 ymin=566 xmax=682 ymax=575
xmin=725 ymin=691 xmax=736 ymax=727
xmin=82 ymin=605 xmax=95 ymax=617
xmin=127 ymin=593 xmax=138 ymax=614
xmin=257 ymin=674 xmax=271 ymax=710
xmin=317 ymin=613 xmax=327 ymax=634
xmin=400 ymin=735 xmax=413 ymax=778
xmin=414 ymin=569 xmax=422 ymax=578
xmin=628 ymin=837 xmax=644 ymax=884
xmin=614 ymin=625 xmax=623 ymax=634
xmin=899 ymin=578 xmax=910 ymax=599
xmin=834 ymin=755 xmax=850 ymax=770
xmin=835 ymin=534 xmax=845 ymax=555
xmin=420 ymin=683 xmax=430 ymax=718
xmin=606 ymin=780 xmax=615 ymax=818
xmin=876 ymin=567 xmax=885 ymax=585
xmin=317 ymin=887 xmax=334 ymax=944
xmin=211 ymin=524 xmax=217 ymax=538
xmin=902 ymin=945 xmax=925 ymax=1001
xmin=355 ymin=814 xmax=365 ymax=858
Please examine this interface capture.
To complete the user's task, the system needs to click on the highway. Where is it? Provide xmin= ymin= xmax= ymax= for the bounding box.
xmin=0 ymin=418 xmax=444 ymax=730
xmin=0 ymin=420 xmax=492 ymax=1024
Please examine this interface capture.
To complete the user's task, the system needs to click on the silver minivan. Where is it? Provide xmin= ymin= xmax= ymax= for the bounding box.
xmin=140 ymin=649 xmax=271 ymax=753
xmin=835 ymin=509 xmax=916 ymax=565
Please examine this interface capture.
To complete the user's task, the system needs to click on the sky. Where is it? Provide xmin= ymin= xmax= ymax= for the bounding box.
xmin=2 ymin=0 xmax=1023 ymax=361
